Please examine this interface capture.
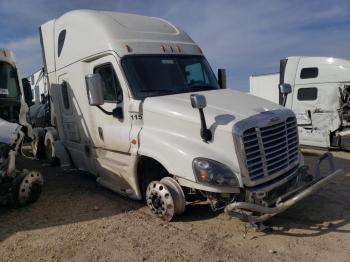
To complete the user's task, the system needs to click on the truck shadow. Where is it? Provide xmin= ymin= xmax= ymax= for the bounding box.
xmin=264 ymin=153 xmax=350 ymax=237
xmin=0 ymin=157 xmax=143 ymax=242
xmin=173 ymin=203 xmax=220 ymax=222
xmin=209 ymin=114 xmax=235 ymax=138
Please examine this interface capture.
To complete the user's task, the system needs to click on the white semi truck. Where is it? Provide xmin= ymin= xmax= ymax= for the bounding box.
xmin=250 ymin=56 xmax=350 ymax=150
xmin=0 ymin=48 xmax=43 ymax=206
xmin=35 ymin=10 xmax=342 ymax=223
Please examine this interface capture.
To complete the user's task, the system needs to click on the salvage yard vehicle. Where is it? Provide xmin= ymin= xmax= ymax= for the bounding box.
xmin=0 ymin=49 xmax=43 ymax=206
xmin=35 ymin=10 xmax=342 ymax=223
xmin=250 ymin=56 xmax=350 ymax=151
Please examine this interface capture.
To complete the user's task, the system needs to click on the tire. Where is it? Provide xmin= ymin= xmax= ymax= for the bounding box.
xmin=32 ymin=128 xmax=46 ymax=159
xmin=160 ymin=177 xmax=186 ymax=215
xmin=12 ymin=171 xmax=43 ymax=207
xmin=140 ymin=159 xmax=168 ymax=198
xmin=44 ymin=129 xmax=60 ymax=166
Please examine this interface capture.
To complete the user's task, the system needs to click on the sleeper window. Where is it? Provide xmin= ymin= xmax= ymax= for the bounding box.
xmin=57 ymin=30 xmax=66 ymax=57
xmin=297 ymin=87 xmax=318 ymax=101
xmin=300 ymin=67 xmax=318 ymax=79
xmin=93 ymin=64 xmax=123 ymax=102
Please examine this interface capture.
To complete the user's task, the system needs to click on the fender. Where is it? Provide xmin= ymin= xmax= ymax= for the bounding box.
xmin=138 ymin=126 xmax=243 ymax=187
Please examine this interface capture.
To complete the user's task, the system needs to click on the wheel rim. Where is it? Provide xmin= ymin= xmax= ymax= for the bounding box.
xmin=18 ymin=171 xmax=43 ymax=205
xmin=146 ymin=181 xmax=175 ymax=221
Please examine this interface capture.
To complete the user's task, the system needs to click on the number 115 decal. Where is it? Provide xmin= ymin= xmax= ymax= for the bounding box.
xmin=130 ymin=114 xmax=143 ymax=120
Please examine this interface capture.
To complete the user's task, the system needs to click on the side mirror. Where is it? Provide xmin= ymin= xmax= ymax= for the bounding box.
xmin=218 ymin=69 xmax=227 ymax=89
xmin=279 ymin=83 xmax=292 ymax=95
xmin=85 ymin=74 xmax=104 ymax=106
xmin=279 ymin=83 xmax=292 ymax=107
xmin=21 ymin=78 xmax=33 ymax=106
xmin=190 ymin=94 xmax=212 ymax=142
xmin=190 ymin=94 xmax=207 ymax=109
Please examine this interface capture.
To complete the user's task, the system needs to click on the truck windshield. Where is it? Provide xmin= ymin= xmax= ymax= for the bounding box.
xmin=121 ymin=55 xmax=220 ymax=99
xmin=0 ymin=62 xmax=20 ymax=99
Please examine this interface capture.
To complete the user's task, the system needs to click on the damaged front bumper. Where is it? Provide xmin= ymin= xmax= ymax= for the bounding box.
xmin=225 ymin=152 xmax=344 ymax=223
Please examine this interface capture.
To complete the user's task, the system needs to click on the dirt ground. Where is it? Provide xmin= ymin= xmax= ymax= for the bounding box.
xmin=0 ymin=150 xmax=350 ymax=262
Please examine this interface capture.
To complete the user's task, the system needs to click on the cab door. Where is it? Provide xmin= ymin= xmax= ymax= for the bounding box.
xmin=87 ymin=55 xmax=131 ymax=153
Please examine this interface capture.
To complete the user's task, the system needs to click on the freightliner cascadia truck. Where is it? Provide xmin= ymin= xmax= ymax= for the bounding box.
xmin=36 ymin=10 xmax=342 ymax=223
xmin=0 ymin=49 xmax=43 ymax=206
xmin=250 ymin=57 xmax=350 ymax=151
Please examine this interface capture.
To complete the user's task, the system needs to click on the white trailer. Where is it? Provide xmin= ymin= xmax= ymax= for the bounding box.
xmin=250 ymin=56 xmax=350 ymax=150
xmin=34 ymin=10 xmax=342 ymax=223
xmin=249 ymin=73 xmax=279 ymax=103
xmin=0 ymin=48 xmax=43 ymax=206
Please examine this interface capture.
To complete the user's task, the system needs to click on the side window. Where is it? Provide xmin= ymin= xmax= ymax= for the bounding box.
xmin=57 ymin=30 xmax=66 ymax=57
xmin=93 ymin=63 xmax=123 ymax=102
xmin=297 ymin=87 xmax=318 ymax=101
xmin=300 ymin=67 xmax=318 ymax=79
xmin=185 ymin=62 xmax=209 ymax=85
xmin=61 ymin=81 xmax=70 ymax=109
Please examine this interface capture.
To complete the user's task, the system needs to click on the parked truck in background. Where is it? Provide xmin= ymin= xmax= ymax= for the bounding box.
xmin=28 ymin=68 xmax=47 ymax=105
xmin=250 ymin=56 xmax=350 ymax=151
xmin=33 ymin=10 xmax=342 ymax=223
xmin=0 ymin=48 xmax=43 ymax=206
xmin=25 ymin=68 xmax=52 ymax=159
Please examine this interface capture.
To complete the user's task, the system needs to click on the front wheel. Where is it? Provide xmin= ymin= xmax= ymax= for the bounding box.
xmin=44 ymin=129 xmax=60 ymax=166
xmin=146 ymin=177 xmax=186 ymax=221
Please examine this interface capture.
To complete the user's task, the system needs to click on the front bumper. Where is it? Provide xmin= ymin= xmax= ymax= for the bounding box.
xmin=225 ymin=151 xmax=343 ymax=223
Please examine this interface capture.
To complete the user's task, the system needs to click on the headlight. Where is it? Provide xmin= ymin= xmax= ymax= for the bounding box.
xmin=192 ymin=158 xmax=238 ymax=187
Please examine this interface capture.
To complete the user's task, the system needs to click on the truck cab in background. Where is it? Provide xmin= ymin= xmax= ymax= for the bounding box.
xmin=0 ymin=49 xmax=43 ymax=206
xmin=37 ymin=10 xmax=342 ymax=223
xmin=250 ymin=56 xmax=350 ymax=151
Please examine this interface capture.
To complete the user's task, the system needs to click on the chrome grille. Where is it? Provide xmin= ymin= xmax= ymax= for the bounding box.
xmin=242 ymin=117 xmax=299 ymax=181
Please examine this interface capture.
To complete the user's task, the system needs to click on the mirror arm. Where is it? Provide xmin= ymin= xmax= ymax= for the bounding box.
xmin=96 ymin=105 xmax=113 ymax=115
xmin=282 ymin=94 xmax=288 ymax=107
xmin=198 ymin=108 xmax=212 ymax=142
xmin=96 ymin=105 xmax=123 ymax=119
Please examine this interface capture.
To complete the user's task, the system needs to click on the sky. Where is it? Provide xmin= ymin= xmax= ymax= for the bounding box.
xmin=1 ymin=0 xmax=350 ymax=91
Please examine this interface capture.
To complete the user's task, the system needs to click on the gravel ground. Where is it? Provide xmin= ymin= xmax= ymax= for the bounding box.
xmin=0 ymin=150 xmax=350 ymax=262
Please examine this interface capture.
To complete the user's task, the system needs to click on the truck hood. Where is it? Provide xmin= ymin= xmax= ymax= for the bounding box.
xmin=142 ymin=88 xmax=284 ymax=132
xmin=139 ymin=88 xmax=289 ymax=184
